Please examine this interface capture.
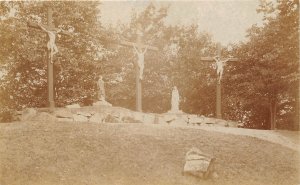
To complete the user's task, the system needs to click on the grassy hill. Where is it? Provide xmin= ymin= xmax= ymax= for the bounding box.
xmin=0 ymin=121 xmax=299 ymax=185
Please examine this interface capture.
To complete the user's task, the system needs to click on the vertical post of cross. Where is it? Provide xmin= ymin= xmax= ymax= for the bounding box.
xmin=47 ymin=7 xmax=55 ymax=109
xmin=135 ymin=25 xmax=143 ymax=112
xmin=216 ymin=43 xmax=222 ymax=119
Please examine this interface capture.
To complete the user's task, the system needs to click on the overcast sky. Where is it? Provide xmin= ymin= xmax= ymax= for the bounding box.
xmin=99 ymin=0 xmax=264 ymax=45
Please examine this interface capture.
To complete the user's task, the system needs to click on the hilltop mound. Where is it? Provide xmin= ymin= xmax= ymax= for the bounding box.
xmin=0 ymin=120 xmax=299 ymax=185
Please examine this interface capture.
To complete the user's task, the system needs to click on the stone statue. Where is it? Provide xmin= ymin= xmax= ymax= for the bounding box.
xmin=171 ymin=86 xmax=180 ymax=112
xmin=133 ymin=45 xmax=148 ymax=80
xmin=39 ymin=24 xmax=61 ymax=64
xmin=97 ymin=75 xmax=105 ymax=101
xmin=213 ymin=56 xmax=229 ymax=83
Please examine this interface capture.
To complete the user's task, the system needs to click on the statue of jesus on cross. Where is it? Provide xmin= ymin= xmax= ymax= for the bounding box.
xmin=133 ymin=45 xmax=148 ymax=80
xmin=213 ymin=56 xmax=229 ymax=83
xmin=39 ymin=24 xmax=61 ymax=64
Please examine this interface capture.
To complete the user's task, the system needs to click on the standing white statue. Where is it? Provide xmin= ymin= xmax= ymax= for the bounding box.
xmin=93 ymin=75 xmax=112 ymax=107
xmin=213 ymin=56 xmax=229 ymax=83
xmin=171 ymin=86 xmax=180 ymax=112
xmin=97 ymin=75 xmax=105 ymax=101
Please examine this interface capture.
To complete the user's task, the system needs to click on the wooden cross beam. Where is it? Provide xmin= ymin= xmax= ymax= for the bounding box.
xmin=27 ymin=7 xmax=69 ymax=109
xmin=119 ymin=40 xmax=158 ymax=51
xmin=200 ymin=43 xmax=239 ymax=119
xmin=27 ymin=21 xmax=72 ymax=36
xmin=117 ymin=26 xmax=158 ymax=112
xmin=201 ymin=57 xmax=238 ymax=62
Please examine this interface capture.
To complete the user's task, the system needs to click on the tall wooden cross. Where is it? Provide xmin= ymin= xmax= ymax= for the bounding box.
xmin=201 ymin=43 xmax=238 ymax=119
xmin=118 ymin=25 xmax=158 ymax=112
xmin=27 ymin=7 xmax=70 ymax=109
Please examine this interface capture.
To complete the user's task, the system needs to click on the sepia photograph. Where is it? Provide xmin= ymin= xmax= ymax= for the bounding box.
xmin=0 ymin=0 xmax=299 ymax=184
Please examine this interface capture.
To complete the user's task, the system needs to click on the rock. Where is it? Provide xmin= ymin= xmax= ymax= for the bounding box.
xmin=215 ymin=119 xmax=228 ymax=127
xmin=32 ymin=112 xmax=56 ymax=122
xmin=54 ymin=109 xmax=73 ymax=118
xmin=188 ymin=116 xmax=205 ymax=126
xmin=122 ymin=116 xmax=142 ymax=123
xmin=89 ymin=113 xmax=105 ymax=123
xmin=168 ymin=109 xmax=183 ymax=114
xmin=143 ymin=114 xmax=155 ymax=124
xmin=211 ymin=171 xmax=219 ymax=179
xmin=20 ymin=108 xmax=37 ymax=121
xmin=237 ymin=122 xmax=245 ymax=128
xmin=57 ymin=117 xmax=74 ymax=122
xmin=162 ymin=114 xmax=189 ymax=126
xmin=66 ymin=104 xmax=81 ymax=108
xmin=73 ymin=114 xmax=88 ymax=122
xmin=104 ymin=114 xmax=120 ymax=123
xmin=155 ymin=116 xmax=167 ymax=124
xmin=77 ymin=111 xmax=92 ymax=118
xmin=12 ymin=110 xmax=22 ymax=121
xmin=131 ymin=112 xmax=145 ymax=123
xmin=163 ymin=114 xmax=177 ymax=124
xmin=183 ymin=147 xmax=216 ymax=179
xmin=203 ymin=118 xmax=216 ymax=125
xmin=93 ymin=100 xmax=112 ymax=107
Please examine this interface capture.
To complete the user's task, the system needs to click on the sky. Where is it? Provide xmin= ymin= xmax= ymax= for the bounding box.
xmin=99 ymin=0 xmax=264 ymax=45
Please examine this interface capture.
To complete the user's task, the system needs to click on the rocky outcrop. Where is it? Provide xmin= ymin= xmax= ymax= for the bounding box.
xmin=16 ymin=106 xmax=241 ymax=128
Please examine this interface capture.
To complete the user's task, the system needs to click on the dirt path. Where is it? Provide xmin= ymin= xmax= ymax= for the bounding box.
xmin=147 ymin=123 xmax=300 ymax=152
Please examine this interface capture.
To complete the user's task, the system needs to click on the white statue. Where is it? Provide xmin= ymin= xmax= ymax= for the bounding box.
xmin=39 ymin=24 xmax=61 ymax=64
xmin=171 ymin=86 xmax=180 ymax=112
xmin=213 ymin=56 xmax=229 ymax=83
xmin=93 ymin=75 xmax=112 ymax=107
xmin=133 ymin=46 xmax=148 ymax=80
xmin=97 ymin=75 xmax=105 ymax=101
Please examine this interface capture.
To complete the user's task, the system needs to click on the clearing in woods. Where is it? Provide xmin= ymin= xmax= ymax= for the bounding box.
xmin=0 ymin=121 xmax=299 ymax=185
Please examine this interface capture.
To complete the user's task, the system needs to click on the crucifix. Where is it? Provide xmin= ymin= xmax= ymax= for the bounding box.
xmin=118 ymin=24 xmax=158 ymax=112
xmin=201 ymin=43 xmax=238 ymax=119
xmin=27 ymin=7 xmax=70 ymax=109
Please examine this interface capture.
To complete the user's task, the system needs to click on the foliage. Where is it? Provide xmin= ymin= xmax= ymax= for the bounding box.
xmin=228 ymin=0 xmax=299 ymax=129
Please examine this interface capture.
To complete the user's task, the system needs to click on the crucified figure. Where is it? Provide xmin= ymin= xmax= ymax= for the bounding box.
xmin=133 ymin=45 xmax=148 ymax=80
xmin=213 ymin=56 xmax=229 ymax=83
xmin=39 ymin=24 xmax=61 ymax=64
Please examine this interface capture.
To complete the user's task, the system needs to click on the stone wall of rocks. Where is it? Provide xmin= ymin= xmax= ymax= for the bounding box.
xmin=16 ymin=106 xmax=240 ymax=128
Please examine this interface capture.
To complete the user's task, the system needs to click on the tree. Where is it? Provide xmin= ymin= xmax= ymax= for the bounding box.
xmin=229 ymin=0 xmax=299 ymax=129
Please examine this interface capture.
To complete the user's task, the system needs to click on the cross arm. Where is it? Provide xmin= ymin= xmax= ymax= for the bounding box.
xmin=227 ymin=58 xmax=239 ymax=62
xmin=119 ymin=41 xmax=158 ymax=51
xmin=27 ymin=21 xmax=72 ymax=36
xmin=200 ymin=57 xmax=239 ymax=62
xmin=200 ymin=57 xmax=214 ymax=62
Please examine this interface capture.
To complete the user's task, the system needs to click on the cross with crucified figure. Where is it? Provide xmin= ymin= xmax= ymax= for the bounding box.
xmin=117 ymin=24 xmax=158 ymax=112
xmin=133 ymin=45 xmax=148 ymax=80
xmin=27 ymin=6 xmax=71 ymax=109
xmin=201 ymin=43 xmax=238 ymax=119
xmin=213 ymin=56 xmax=230 ymax=83
xmin=38 ymin=24 xmax=61 ymax=64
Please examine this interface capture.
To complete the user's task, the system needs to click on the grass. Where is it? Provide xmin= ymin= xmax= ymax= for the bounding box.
xmin=0 ymin=121 xmax=299 ymax=185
